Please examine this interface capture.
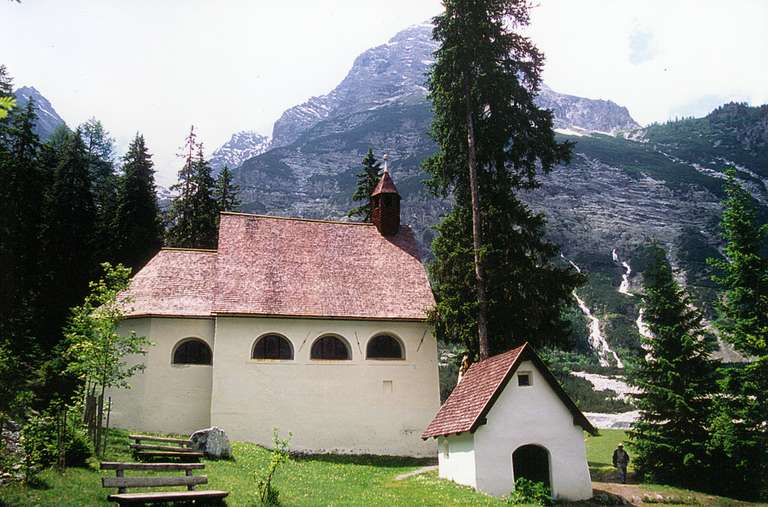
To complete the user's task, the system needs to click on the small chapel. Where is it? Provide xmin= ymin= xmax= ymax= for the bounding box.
xmin=110 ymin=168 xmax=441 ymax=457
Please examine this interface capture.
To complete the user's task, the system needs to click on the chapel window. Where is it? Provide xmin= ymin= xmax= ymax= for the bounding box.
xmin=518 ymin=372 xmax=532 ymax=386
xmin=311 ymin=335 xmax=350 ymax=360
xmin=366 ymin=334 xmax=404 ymax=360
xmin=252 ymin=334 xmax=293 ymax=360
xmin=172 ymin=338 xmax=212 ymax=365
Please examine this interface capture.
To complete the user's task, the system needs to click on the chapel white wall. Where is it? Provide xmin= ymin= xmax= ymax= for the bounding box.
xmin=108 ymin=317 xmax=214 ymax=435
xmin=438 ymin=434 xmax=477 ymax=488
xmin=209 ymin=317 xmax=440 ymax=457
xmin=473 ymin=360 xmax=593 ymax=501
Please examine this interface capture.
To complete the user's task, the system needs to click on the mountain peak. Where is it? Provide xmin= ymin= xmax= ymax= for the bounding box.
xmin=13 ymin=86 xmax=66 ymax=140
xmin=209 ymin=130 xmax=270 ymax=174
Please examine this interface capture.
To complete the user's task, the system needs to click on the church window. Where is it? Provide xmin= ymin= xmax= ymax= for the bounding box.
xmin=311 ymin=335 xmax=350 ymax=360
xmin=366 ymin=334 xmax=404 ymax=359
xmin=252 ymin=334 xmax=293 ymax=360
xmin=518 ymin=372 xmax=532 ymax=386
xmin=172 ymin=338 xmax=212 ymax=365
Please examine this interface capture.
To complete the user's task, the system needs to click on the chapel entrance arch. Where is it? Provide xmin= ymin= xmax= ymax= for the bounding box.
xmin=512 ymin=444 xmax=551 ymax=488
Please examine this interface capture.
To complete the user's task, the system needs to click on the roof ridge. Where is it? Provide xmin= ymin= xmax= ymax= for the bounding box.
xmin=220 ymin=211 xmax=376 ymax=227
xmin=161 ymin=247 xmax=218 ymax=253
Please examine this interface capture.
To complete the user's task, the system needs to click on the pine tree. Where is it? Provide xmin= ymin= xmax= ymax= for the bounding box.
xmin=425 ymin=0 xmax=574 ymax=359
xmin=166 ymin=127 xmax=218 ymax=249
xmin=40 ymin=128 xmax=97 ymax=348
xmin=113 ymin=133 xmax=163 ymax=271
xmin=628 ymin=244 xmax=716 ymax=488
xmin=80 ymin=118 xmax=118 ymax=263
xmin=213 ymin=165 xmax=241 ymax=213
xmin=0 ymin=99 xmax=44 ymax=355
xmin=348 ymin=148 xmax=382 ymax=222
xmin=707 ymin=169 xmax=768 ymax=499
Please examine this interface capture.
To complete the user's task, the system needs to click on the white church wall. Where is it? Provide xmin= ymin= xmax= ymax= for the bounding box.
xmin=209 ymin=316 xmax=440 ymax=457
xmin=473 ymin=360 xmax=593 ymax=500
xmin=438 ymin=434 xmax=477 ymax=488
xmin=108 ymin=317 xmax=214 ymax=435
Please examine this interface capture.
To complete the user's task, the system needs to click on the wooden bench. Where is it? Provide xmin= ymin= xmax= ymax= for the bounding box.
xmin=129 ymin=434 xmax=204 ymax=461
xmin=100 ymin=462 xmax=228 ymax=506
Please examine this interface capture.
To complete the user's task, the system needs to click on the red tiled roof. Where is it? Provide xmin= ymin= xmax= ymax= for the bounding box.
xmin=421 ymin=343 xmax=597 ymax=439
xmin=121 ymin=249 xmax=217 ymax=318
xmin=212 ymin=213 xmax=433 ymax=320
xmin=123 ymin=213 xmax=435 ymax=321
xmin=371 ymin=170 xmax=398 ymax=196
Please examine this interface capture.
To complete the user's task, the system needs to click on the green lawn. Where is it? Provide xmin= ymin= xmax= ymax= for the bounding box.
xmin=1 ymin=429 xmax=765 ymax=506
xmin=0 ymin=429 xmax=504 ymax=506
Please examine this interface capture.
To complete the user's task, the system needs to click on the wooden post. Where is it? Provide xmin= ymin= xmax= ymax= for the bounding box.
xmin=116 ymin=469 xmax=126 ymax=494
xmin=102 ymin=397 xmax=112 ymax=456
xmin=186 ymin=469 xmax=195 ymax=491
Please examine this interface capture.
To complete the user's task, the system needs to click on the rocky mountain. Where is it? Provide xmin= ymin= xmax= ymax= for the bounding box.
xmin=209 ymin=131 xmax=271 ymax=174
xmin=14 ymin=86 xmax=66 ymax=140
xmin=228 ymin=22 xmax=765 ymax=366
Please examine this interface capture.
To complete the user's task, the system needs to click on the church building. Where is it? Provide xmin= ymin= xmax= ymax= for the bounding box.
xmin=110 ymin=169 xmax=441 ymax=457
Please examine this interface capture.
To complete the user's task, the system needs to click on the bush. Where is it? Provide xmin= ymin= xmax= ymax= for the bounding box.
xmin=506 ymin=478 xmax=553 ymax=506
xmin=21 ymin=412 xmax=92 ymax=468
xmin=256 ymin=429 xmax=291 ymax=506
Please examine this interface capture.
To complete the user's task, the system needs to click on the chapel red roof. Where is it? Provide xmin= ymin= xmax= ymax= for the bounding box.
xmin=120 ymin=248 xmax=217 ymax=317
xmin=371 ymin=170 xmax=399 ymax=196
xmin=421 ymin=343 xmax=597 ymax=439
xmin=123 ymin=212 xmax=434 ymax=321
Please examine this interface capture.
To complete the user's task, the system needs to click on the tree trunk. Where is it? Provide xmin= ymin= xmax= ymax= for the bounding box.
xmin=463 ymin=79 xmax=490 ymax=360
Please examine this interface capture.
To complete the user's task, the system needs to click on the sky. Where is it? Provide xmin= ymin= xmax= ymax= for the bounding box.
xmin=2 ymin=0 xmax=767 ymax=186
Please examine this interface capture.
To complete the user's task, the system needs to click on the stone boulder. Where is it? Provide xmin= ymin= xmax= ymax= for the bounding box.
xmin=189 ymin=426 xmax=232 ymax=459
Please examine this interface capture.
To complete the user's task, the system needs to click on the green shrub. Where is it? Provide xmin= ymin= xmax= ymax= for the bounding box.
xmin=257 ymin=429 xmax=292 ymax=506
xmin=506 ymin=477 xmax=553 ymax=506
xmin=21 ymin=413 xmax=92 ymax=468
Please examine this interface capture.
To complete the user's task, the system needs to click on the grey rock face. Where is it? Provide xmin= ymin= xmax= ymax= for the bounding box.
xmin=13 ymin=86 xmax=66 ymax=141
xmin=537 ymin=84 xmax=640 ymax=133
xmin=190 ymin=426 xmax=232 ymax=459
xmin=209 ymin=130 xmax=271 ymax=174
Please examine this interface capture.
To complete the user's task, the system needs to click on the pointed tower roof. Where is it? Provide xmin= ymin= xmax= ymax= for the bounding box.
xmin=372 ymin=155 xmax=399 ymax=196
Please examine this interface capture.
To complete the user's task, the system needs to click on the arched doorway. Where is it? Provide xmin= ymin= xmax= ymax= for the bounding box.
xmin=512 ymin=444 xmax=550 ymax=488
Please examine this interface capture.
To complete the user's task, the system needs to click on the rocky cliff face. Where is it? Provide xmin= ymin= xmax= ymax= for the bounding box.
xmin=227 ymin=22 xmax=764 ymax=364
xmin=209 ymin=131 xmax=270 ymax=175
xmin=14 ymin=86 xmax=66 ymax=140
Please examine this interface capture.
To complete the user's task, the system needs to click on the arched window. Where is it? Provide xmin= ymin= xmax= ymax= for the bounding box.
xmin=252 ymin=334 xmax=293 ymax=360
xmin=366 ymin=334 xmax=404 ymax=359
xmin=311 ymin=335 xmax=350 ymax=360
xmin=172 ymin=338 xmax=212 ymax=365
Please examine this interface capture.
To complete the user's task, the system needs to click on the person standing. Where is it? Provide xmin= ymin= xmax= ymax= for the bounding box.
xmin=612 ymin=443 xmax=630 ymax=483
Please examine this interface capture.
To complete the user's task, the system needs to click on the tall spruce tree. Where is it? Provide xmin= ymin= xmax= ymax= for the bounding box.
xmin=166 ymin=127 xmax=218 ymax=249
xmin=40 ymin=128 xmax=97 ymax=348
xmin=348 ymin=148 xmax=382 ymax=222
xmin=80 ymin=118 xmax=118 ymax=263
xmin=707 ymin=169 xmax=768 ymax=499
xmin=0 ymin=99 xmax=44 ymax=355
xmin=628 ymin=244 xmax=716 ymax=488
xmin=213 ymin=165 xmax=241 ymax=213
xmin=425 ymin=0 xmax=575 ymax=358
xmin=113 ymin=133 xmax=163 ymax=271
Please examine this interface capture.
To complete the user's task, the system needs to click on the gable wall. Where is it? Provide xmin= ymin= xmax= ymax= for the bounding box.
xmin=108 ymin=317 xmax=214 ymax=434
xmin=209 ymin=316 xmax=440 ymax=456
xmin=438 ymin=433 xmax=477 ymax=488
xmin=472 ymin=360 xmax=592 ymax=500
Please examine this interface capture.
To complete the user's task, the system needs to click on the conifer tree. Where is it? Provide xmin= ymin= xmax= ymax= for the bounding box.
xmin=707 ymin=169 xmax=768 ymax=499
xmin=213 ymin=165 xmax=241 ymax=213
xmin=80 ymin=118 xmax=118 ymax=263
xmin=113 ymin=133 xmax=163 ymax=271
xmin=0 ymin=99 xmax=44 ymax=354
xmin=40 ymin=128 xmax=97 ymax=348
xmin=348 ymin=148 xmax=382 ymax=222
xmin=166 ymin=127 xmax=218 ymax=249
xmin=628 ymin=244 xmax=716 ymax=488
xmin=425 ymin=0 xmax=575 ymax=358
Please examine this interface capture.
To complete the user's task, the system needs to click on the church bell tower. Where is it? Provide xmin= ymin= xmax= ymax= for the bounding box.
xmin=371 ymin=155 xmax=400 ymax=236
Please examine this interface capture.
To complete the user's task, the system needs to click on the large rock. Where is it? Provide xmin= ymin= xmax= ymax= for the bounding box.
xmin=189 ymin=426 xmax=232 ymax=459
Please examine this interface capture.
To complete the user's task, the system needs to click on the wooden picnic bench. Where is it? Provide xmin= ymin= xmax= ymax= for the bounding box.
xmin=129 ymin=434 xmax=204 ymax=461
xmin=100 ymin=462 xmax=228 ymax=506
